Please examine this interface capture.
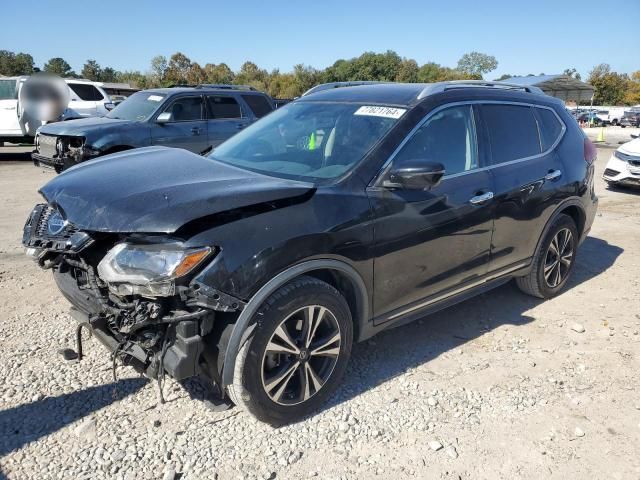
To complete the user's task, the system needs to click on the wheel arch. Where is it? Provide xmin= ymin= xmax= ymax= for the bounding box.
xmin=220 ymin=259 xmax=369 ymax=389
xmin=559 ymin=204 xmax=586 ymax=238
xmin=532 ymin=199 xmax=586 ymax=262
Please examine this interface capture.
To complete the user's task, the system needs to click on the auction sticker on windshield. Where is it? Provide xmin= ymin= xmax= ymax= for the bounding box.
xmin=147 ymin=95 xmax=164 ymax=102
xmin=354 ymin=105 xmax=406 ymax=119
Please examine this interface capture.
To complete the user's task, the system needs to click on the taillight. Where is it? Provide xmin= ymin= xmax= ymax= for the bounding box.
xmin=584 ymin=137 xmax=597 ymax=165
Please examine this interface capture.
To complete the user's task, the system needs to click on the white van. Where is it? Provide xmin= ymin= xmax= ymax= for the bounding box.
xmin=0 ymin=76 xmax=113 ymax=144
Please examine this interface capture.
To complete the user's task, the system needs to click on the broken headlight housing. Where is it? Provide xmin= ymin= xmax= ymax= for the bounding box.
xmin=97 ymin=243 xmax=211 ymax=297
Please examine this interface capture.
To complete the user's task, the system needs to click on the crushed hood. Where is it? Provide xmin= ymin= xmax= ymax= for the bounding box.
xmin=38 ymin=116 xmax=132 ymax=136
xmin=40 ymin=147 xmax=314 ymax=233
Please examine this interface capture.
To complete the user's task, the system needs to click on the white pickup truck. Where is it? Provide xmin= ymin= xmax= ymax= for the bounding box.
xmin=0 ymin=76 xmax=113 ymax=145
xmin=598 ymin=107 xmax=626 ymax=126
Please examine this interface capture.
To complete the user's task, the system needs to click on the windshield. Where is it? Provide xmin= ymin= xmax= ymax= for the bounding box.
xmin=0 ymin=79 xmax=17 ymax=100
xmin=209 ymin=101 xmax=404 ymax=181
xmin=106 ymin=91 xmax=167 ymax=121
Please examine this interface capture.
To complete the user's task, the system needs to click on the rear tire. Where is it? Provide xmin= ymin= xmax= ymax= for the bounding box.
xmin=228 ymin=276 xmax=353 ymax=425
xmin=516 ymin=214 xmax=578 ymax=299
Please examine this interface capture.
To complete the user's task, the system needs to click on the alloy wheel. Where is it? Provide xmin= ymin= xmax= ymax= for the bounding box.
xmin=544 ymin=228 xmax=574 ymax=288
xmin=261 ymin=305 xmax=341 ymax=406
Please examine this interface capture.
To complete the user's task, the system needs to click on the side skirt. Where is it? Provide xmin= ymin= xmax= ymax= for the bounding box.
xmin=359 ymin=261 xmax=530 ymax=341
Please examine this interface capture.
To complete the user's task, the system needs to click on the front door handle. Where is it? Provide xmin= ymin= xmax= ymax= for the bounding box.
xmin=191 ymin=127 xmax=201 ymax=135
xmin=544 ymin=169 xmax=562 ymax=181
xmin=469 ymin=191 xmax=494 ymax=205
xmin=236 ymin=123 xmax=247 ymax=129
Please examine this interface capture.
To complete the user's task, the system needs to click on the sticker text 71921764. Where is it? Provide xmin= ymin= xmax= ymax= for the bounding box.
xmin=354 ymin=105 xmax=406 ymax=119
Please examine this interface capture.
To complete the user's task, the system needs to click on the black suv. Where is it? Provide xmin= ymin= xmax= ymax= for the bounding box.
xmin=23 ymin=81 xmax=598 ymax=424
xmin=32 ymin=84 xmax=274 ymax=172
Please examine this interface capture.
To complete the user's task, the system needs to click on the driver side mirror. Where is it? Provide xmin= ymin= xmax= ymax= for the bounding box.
xmin=156 ymin=112 xmax=172 ymax=124
xmin=383 ymin=160 xmax=445 ymax=190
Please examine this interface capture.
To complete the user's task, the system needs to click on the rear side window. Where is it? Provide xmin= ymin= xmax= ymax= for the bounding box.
xmin=241 ymin=94 xmax=273 ymax=118
xmin=534 ymin=108 xmax=563 ymax=151
xmin=207 ymin=96 xmax=242 ymax=119
xmin=68 ymin=83 xmax=104 ymax=101
xmin=482 ymin=104 xmax=540 ymax=164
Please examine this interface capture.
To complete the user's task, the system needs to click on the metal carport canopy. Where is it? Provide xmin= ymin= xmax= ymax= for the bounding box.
xmin=506 ymin=75 xmax=594 ymax=102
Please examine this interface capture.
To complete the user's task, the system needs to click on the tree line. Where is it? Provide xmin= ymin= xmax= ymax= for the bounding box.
xmin=0 ymin=49 xmax=498 ymax=98
xmin=1 ymin=49 xmax=638 ymax=105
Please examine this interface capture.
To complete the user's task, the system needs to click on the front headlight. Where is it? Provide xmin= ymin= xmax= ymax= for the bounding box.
xmin=97 ymin=243 xmax=211 ymax=297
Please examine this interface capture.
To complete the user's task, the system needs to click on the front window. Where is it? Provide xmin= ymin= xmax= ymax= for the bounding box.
xmin=106 ymin=91 xmax=167 ymax=121
xmin=393 ymin=105 xmax=478 ymax=176
xmin=0 ymin=79 xmax=17 ymax=100
xmin=210 ymin=102 xmax=403 ymax=181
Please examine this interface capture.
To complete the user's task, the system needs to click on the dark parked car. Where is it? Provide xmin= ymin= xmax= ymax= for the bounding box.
xmin=575 ymin=111 xmax=603 ymax=126
xmin=32 ymin=85 xmax=274 ymax=172
xmin=23 ymin=81 xmax=598 ymax=424
xmin=620 ymin=108 xmax=640 ymax=128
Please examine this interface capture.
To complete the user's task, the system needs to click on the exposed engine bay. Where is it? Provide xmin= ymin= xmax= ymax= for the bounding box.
xmin=23 ymin=203 xmax=244 ymax=405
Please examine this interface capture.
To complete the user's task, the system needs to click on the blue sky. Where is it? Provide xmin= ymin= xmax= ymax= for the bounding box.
xmin=1 ymin=0 xmax=637 ymax=79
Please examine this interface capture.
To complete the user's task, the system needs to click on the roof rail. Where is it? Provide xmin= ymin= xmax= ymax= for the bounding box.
xmin=417 ymin=80 xmax=545 ymax=99
xmin=302 ymin=81 xmax=391 ymax=97
xmin=196 ymin=84 xmax=257 ymax=91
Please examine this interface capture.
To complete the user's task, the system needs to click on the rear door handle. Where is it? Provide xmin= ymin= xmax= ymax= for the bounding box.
xmin=236 ymin=123 xmax=248 ymax=129
xmin=469 ymin=191 xmax=494 ymax=205
xmin=191 ymin=127 xmax=201 ymax=135
xmin=544 ymin=169 xmax=562 ymax=181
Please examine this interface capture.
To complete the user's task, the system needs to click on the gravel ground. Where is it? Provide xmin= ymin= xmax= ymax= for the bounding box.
xmin=0 ymin=148 xmax=639 ymax=480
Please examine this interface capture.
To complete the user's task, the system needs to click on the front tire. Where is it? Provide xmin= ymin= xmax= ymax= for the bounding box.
xmin=228 ymin=276 xmax=353 ymax=425
xmin=516 ymin=214 xmax=578 ymax=299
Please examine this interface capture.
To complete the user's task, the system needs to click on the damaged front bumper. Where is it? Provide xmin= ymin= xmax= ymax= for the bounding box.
xmin=32 ymin=134 xmax=99 ymax=172
xmin=32 ymin=152 xmax=79 ymax=172
xmin=23 ymin=203 xmax=245 ymax=401
xmin=67 ymin=306 xmax=207 ymax=381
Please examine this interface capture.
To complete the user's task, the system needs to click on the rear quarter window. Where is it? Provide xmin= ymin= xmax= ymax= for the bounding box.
xmin=534 ymin=108 xmax=564 ymax=151
xmin=68 ymin=83 xmax=104 ymax=101
xmin=482 ymin=104 xmax=541 ymax=164
xmin=241 ymin=94 xmax=273 ymax=118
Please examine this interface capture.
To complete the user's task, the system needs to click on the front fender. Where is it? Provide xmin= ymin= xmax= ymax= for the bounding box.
xmin=219 ymin=259 xmax=369 ymax=389
xmin=91 ymin=125 xmax=150 ymax=152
